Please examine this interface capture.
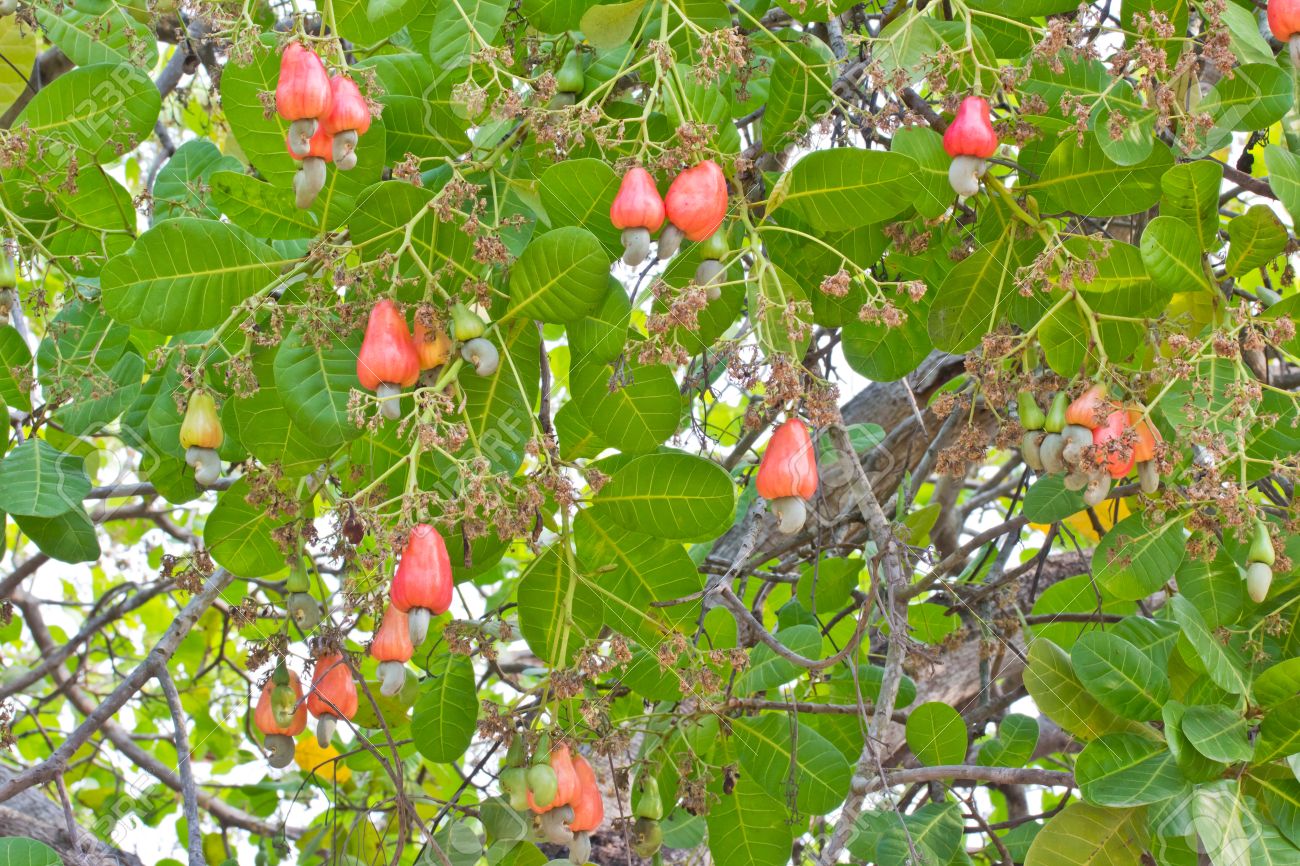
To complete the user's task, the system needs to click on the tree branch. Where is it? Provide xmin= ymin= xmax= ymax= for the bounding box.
xmin=157 ymin=667 xmax=204 ymax=866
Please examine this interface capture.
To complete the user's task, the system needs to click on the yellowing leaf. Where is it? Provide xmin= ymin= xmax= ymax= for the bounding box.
xmin=295 ymin=737 xmax=353 ymax=784
xmin=1031 ymin=497 xmax=1132 ymax=543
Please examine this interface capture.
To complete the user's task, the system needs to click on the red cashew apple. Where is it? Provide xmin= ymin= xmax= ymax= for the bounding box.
xmin=370 ymin=605 xmax=413 ymax=697
xmin=660 ymin=160 xmax=728 ymax=258
xmin=285 ymin=124 xmax=334 ymax=210
xmin=321 ymin=74 xmax=371 ymax=169
xmin=254 ymin=670 xmax=307 ymax=768
xmin=357 ymin=299 xmax=421 ymax=420
xmin=1270 ymin=0 xmax=1300 ymax=65
xmin=276 ymin=42 xmax=332 ymax=158
xmin=755 ymin=418 xmax=819 ymax=534
xmin=1092 ymin=410 xmax=1136 ymax=480
xmin=567 ymin=753 xmax=604 ymax=833
xmin=391 ymin=524 xmax=454 ymax=645
xmin=179 ymin=392 xmax=223 ymax=486
xmin=942 ymin=96 xmax=997 ymax=198
xmin=306 ymin=652 xmax=358 ymax=748
xmin=609 ymin=166 xmax=665 ymax=266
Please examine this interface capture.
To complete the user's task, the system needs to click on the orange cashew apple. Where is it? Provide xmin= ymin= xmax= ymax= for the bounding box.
xmin=307 ymin=652 xmax=358 ymax=748
xmin=370 ymin=605 xmax=414 ymax=697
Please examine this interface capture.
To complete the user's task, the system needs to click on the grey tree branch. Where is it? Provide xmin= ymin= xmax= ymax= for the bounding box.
xmin=861 ymin=765 xmax=1074 ymax=794
xmin=157 ymin=668 xmax=204 ymax=866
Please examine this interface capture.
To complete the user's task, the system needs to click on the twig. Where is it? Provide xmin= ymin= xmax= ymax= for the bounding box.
xmin=158 ymin=667 xmax=204 ymax=866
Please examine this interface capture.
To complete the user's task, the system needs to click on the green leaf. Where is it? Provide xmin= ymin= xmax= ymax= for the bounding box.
xmin=593 ymin=451 xmax=735 ymax=542
xmin=905 ymin=702 xmax=968 ymax=767
xmin=273 ymin=322 xmax=365 ymax=448
xmin=225 ymin=370 xmax=337 ymax=477
xmin=14 ymin=63 xmax=160 ymax=170
xmin=571 ymin=361 xmax=681 ymax=454
xmin=731 ymin=714 xmax=851 ymax=816
xmin=891 ymin=126 xmax=956 ymax=219
xmin=1160 ymin=161 xmax=1222 ymax=252
xmin=411 ymin=652 xmax=478 ymax=763
xmin=747 ymin=262 xmax=812 ymax=360
xmin=840 ymin=294 xmax=932 ymax=382
xmin=1265 ymin=144 xmax=1300 ymax=226
xmin=1023 ymin=638 xmax=1150 ymax=741
xmin=34 ymin=0 xmax=157 ymax=68
xmin=1092 ymin=511 xmax=1186 ymax=601
xmin=875 ymin=802 xmax=964 ymax=865
xmin=205 ymin=479 xmax=290 ymax=577
xmin=1168 ymin=595 xmax=1249 ymax=696
xmin=101 ymin=219 xmax=283 ymax=333
xmin=1226 ymin=205 xmax=1288 ymax=277
xmin=1192 ymin=780 xmax=1256 ymax=865
xmin=1139 ymin=216 xmax=1210 ymax=293
xmin=1022 ymin=474 xmax=1086 ymax=523
xmin=1255 ymin=658 xmax=1300 ymax=708
xmin=504 ymin=227 xmax=610 ymax=323
xmin=734 ymin=625 xmax=821 ymax=695
xmin=1024 ymin=804 xmax=1148 ymax=866
xmin=1033 ymin=135 xmax=1172 ymax=217
xmin=539 ymin=159 xmax=623 ymax=256
xmin=13 ymin=507 xmax=100 ymax=564
xmin=1076 ymin=733 xmax=1187 ymax=807
xmin=36 ymin=298 xmax=130 ymax=387
xmin=761 ymin=33 xmax=835 ymax=151
xmin=421 ymin=0 xmax=511 ymax=67
xmin=358 ymin=54 xmax=470 ymax=161
xmin=153 ymin=139 xmax=241 ymax=223
xmin=977 ymin=714 xmax=1039 ymax=768
xmin=572 ymin=510 xmax=700 ymax=645
xmin=52 ymin=351 xmax=144 ymax=437
xmin=516 ymin=544 xmax=603 ymax=665
xmin=1200 ymin=63 xmax=1291 ymax=135
xmin=1176 ymin=548 xmax=1245 ymax=628
xmin=581 ymin=0 xmax=649 ymax=49
xmin=1181 ymin=705 xmax=1253 ymax=763
xmin=209 ymin=171 xmax=324 ymax=240
xmin=777 ymin=148 xmax=920 ymax=231
xmin=1040 ymin=300 xmax=1089 ymax=377
xmin=0 ymin=19 xmax=37 ymax=114
xmin=706 ymin=775 xmax=795 ymax=866
xmin=0 ymin=837 xmax=64 ymax=866
xmin=0 ymin=326 xmax=33 ymax=413
xmin=0 ymin=439 xmax=90 ymax=517
xmin=1071 ymin=631 xmax=1169 ymax=721
xmin=928 ymin=233 xmax=1023 ymax=353
xmin=1257 ymin=696 xmax=1300 ymax=763
xmin=334 ymin=0 xmax=424 ymax=43
xmin=567 ymin=277 xmax=630 ymax=365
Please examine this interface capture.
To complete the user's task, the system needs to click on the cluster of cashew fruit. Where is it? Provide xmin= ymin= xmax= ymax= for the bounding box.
xmin=255 ymin=525 xmax=454 ymax=764
xmin=756 ymin=417 xmax=820 ymax=534
xmin=943 ymin=96 xmax=998 ymax=198
xmin=356 ymin=299 xmax=496 ymax=421
xmin=609 ymin=161 xmax=730 ymax=298
xmin=499 ymin=734 xmax=605 ymax=862
xmin=1245 ymin=518 xmax=1277 ymax=603
xmin=1269 ymin=0 xmax=1300 ymax=66
xmin=1019 ymin=385 xmax=1161 ymax=507
xmin=253 ymin=652 xmax=358 ymax=766
xmin=276 ymin=42 xmax=372 ymax=208
xmin=179 ymin=391 xmax=224 ymax=486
